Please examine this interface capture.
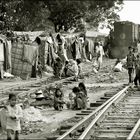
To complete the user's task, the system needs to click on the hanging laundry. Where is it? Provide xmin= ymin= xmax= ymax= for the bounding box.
xmin=22 ymin=44 xmax=38 ymax=65
xmin=3 ymin=41 xmax=10 ymax=71
xmin=0 ymin=42 xmax=4 ymax=62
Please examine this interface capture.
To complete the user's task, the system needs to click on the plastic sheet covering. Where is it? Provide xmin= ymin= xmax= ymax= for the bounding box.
xmin=11 ymin=41 xmax=32 ymax=79
xmin=22 ymin=44 xmax=38 ymax=65
xmin=0 ymin=42 xmax=4 ymax=62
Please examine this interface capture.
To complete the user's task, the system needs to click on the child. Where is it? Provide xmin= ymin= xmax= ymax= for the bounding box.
xmin=72 ymin=87 xmax=85 ymax=110
xmin=37 ymin=62 xmax=43 ymax=78
xmin=134 ymin=54 xmax=140 ymax=86
xmin=67 ymin=91 xmax=76 ymax=109
xmin=126 ymin=46 xmax=135 ymax=84
xmin=54 ymin=84 xmax=65 ymax=111
xmin=6 ymin=93 xmax=22 ymax=140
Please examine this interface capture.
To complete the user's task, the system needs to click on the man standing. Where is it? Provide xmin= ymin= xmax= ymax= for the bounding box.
xmin=95 ymin=42 xmax=104 ymax=71
xmin=126 ymin=46 xmax=135 ymax=84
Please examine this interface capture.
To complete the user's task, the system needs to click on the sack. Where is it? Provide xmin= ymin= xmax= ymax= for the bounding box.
xmin=114 ymin=62 xmax=123 ymax=72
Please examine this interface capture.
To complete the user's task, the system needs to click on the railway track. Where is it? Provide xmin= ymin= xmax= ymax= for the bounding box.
xmin=0 ymin=75 xmax=75 ymax=105
xmin=55 ymin=86 xmax=128 ymax=140
xmin=0 ymin=59 xmax=114 ymax=105
xmin=56 ymin=86 xmax=140 ymax=140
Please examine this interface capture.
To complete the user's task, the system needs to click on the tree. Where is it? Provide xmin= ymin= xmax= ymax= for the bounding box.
xmin=46 ymin=0 xmax=123 ymax=32
xmin=0 ymin=0 xmax=123 ymax=32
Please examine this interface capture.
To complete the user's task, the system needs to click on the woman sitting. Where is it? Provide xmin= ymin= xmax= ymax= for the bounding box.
xmin=54 ymin=84 xmax=65 ymax=111
xmin=72 ymin=87 xmax=86 ymax=110
xmin=78 ymin=82 xmax=88 ymax=109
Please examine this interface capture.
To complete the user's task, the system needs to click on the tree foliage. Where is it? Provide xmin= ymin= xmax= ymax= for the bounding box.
xmin=0 ymin=0 xmax=123 ymax=32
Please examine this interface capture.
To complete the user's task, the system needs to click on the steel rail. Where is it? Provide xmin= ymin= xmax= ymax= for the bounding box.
xmin=78 ymin=86 xmax=129 ymax=140
xmin=57 ymin=86 xmax=129 ymax=140
xmin=127 ymin=118 xmax=140 ymax=140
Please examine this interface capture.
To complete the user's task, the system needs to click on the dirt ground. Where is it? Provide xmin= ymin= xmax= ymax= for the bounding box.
xmin=0 ymin=58 xmax=129 ymax=139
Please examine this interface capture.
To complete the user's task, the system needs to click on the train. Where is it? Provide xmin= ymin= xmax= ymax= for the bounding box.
xmin=109 ymin=21 xmax=140 ymax=58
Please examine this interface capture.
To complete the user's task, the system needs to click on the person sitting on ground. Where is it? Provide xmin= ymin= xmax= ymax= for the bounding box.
xmin=78 ymin=82 xmax=87 ymax=96
xmin=54 ymin=84 xmax=65 ymax=111
xmin=67 ymin=90 xmax=76 ymax=109
xmin=6 ymin=93 xmax=23 ymax=140
xmin=37 ymin=61 xmax=43 ymax=78
xmin=53 ymin=57 xmax=63 ymax=79
xmin=66 ymin=59 xmax=79 ymax=81
xmin=134 ymin=54 xmax=140 ymax=87
xmin=72 ymin=87 xmax=86 ymax=110
xmin=78 ymin=82 xmax=88 ymax=109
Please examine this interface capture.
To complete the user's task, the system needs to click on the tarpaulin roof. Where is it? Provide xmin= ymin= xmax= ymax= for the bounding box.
xmin=14 ymin=31 xmax=44 ymax=41
xmin=86 ymin=31 xmax=107 ymax=38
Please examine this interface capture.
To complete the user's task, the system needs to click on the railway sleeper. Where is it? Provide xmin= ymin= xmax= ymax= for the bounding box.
xmin=96 ymin=101 xmax=106 ymax=104
xmin=117 ymin=108 xmax=140 ymax=111
xmin=103 ymin=119 xmax=137 ymax=123
xmin=59 ymin=124 xmax=73 ymax=130
xmin=86 ymin=107 xmax=97 ymax=110
xmin=94 ymin=129 xmax=131 ymax=133
xmin=107 ymin=116 xmax=138 ymax=120
xmin=46 ymin=135 xmax=59 ymax=140
xmin=104 ymin=94 xmax=114 ymax=97
xmin=92 ymin=133 xmax=129 ymax=140
xmin=90 ymin=102 xmax=103 ymax=107
xmin=120 ymin=101 xmax=140 ymax=104
xmin=81 ymin=110 xmax=93 ymax=113
xmin=99 ymin=124 xmax=134 ymax=129
xmin=100 ymin=97 xmax=110 ymax=100
xmin=98 ymin=99 xmax=108 ymax=102
xmin=76 ymin=113 xmax=90 ymax=116
xmin=108 ymin=113 xmax=139 ymax=117
xmin=100 ymin=122 xmax=135 ymax=127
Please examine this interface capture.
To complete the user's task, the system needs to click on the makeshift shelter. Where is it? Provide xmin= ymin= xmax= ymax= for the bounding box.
xmin=85 ymin=31 xmax=108 ymax=59
xmin=11 ymin=40 xmax=38 ymax=80
xmin=36 ymin=35 xmax=58 ymax=70
xmin=0 ymin=34 xmax=11 ymax=79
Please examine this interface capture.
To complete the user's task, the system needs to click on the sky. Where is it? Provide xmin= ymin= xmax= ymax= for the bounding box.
xmin=119 ymin=1 xmax=140 ymax=24
xmin=99 ymin=0 xmax=140 ymax=34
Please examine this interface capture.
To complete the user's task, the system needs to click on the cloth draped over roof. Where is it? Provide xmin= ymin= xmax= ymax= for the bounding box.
xmin=0 ymin=34 xmax=11 ymax=71
xmin=22 ymin=43 xmax=38 ymax=65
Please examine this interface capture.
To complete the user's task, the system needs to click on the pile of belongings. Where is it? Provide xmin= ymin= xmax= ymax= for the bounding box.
xmin=30 ymin=90 xmax=53 ymax=107
xmin=4 ymin=72 xmax=14 ymax=78
xmin=114 ymin=62 xmax=123 ymax=72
